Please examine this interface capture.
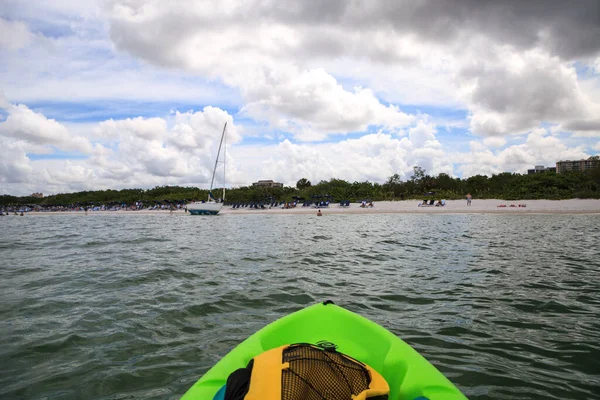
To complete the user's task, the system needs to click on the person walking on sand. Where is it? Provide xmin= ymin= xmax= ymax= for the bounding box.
xmin=466 ymin=193 xmax=472 ymax=206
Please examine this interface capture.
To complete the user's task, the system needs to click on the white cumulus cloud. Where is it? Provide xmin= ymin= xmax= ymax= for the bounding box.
xmin=0 ymin=103 xmax=93 ymax=153
xmin=458 ymin=128 xmax=588 ymax=177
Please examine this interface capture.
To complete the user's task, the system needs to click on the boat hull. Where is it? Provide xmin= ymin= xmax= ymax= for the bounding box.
xmin=181 ymin=302 xmax=467 ymax=400
xmin=187 ymin=202 xmax=223 ymax=215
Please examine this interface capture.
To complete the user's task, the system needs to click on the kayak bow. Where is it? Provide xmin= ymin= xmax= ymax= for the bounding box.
xmin=182 ymin=301 xmax=467 ymax=400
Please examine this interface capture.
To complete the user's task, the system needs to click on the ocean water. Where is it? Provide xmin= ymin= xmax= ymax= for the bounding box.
xmin=1 ymin=213 xmax=599 ymax=399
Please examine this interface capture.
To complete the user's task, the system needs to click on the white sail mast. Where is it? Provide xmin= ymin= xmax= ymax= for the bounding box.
xmin=208 ymin=122 xmax=227 ymax=201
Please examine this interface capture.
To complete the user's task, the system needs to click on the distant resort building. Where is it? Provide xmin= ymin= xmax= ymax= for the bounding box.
xmin=252 ymin=180 xmax=283 ymax=188
xmin=31 ymin=192 xmax=44 ymax=198
xmin=556 ymin=157 xmax=599 ymax=174
xmin=527 ymin=165 xmax=556 ymax=174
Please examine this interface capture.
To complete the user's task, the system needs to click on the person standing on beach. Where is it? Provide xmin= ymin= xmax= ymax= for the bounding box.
xmin=466 ymin=193 xmax=472 ymax=206
xmin=317 ymin=209 xmax=322 ymax=216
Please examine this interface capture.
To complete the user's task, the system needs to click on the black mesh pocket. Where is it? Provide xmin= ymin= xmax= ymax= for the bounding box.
xmin=281 ymin=343 xmax=374 ymax=400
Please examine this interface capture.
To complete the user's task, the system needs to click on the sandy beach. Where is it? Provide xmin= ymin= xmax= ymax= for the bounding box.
xmin=224 ymin=199 xmax=600 ymax=215
xmin=13 ymin=199 xmax=600 ymax=216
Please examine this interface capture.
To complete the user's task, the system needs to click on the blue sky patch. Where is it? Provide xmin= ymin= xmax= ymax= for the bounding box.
xmin=573 ymin=61 xmax=599 ymax=79
xmin=27 ymin=150 xmax=89 ymax=161
xmin=27 ymin=100 xmax=241 ymax=123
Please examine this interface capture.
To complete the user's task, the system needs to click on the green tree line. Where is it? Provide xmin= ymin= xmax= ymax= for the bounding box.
xmin=2 ymin=163 xmax=599 ymax=207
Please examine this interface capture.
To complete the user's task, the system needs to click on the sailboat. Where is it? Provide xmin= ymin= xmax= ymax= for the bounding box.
xmin=187 ymin=122 xmax=227 ymax=215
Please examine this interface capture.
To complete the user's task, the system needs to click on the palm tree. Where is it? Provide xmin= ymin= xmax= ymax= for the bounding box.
xmin=296 ymin=178 xmax=312 ymax=190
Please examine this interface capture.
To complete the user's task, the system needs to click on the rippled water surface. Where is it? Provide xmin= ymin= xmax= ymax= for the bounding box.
xmin=1 ymin=213 xmax=600 ymax=399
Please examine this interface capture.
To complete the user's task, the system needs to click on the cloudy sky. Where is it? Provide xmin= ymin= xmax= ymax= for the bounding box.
xmin=1 ymin=0 xmax=600 ymax=196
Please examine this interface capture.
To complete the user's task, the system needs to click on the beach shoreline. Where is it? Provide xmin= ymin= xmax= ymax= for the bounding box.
xmin=9 ymin=199 xmax=600 ymax=216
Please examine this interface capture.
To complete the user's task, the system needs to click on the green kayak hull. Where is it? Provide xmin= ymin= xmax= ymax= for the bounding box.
xmin=181 ymin=302 xmax=467 ymax=400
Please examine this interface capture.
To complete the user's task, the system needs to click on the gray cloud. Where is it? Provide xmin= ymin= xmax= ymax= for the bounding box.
xmin=461 ymin=48 xmax=590 ymax=136
xmin=562 ymin=119 xmax=600 ymax=131
xmin=262 ymin=0 xmax=600 ymax=60
xmin=108 ymin=0 xmax=600 ymax=68
xmin=474 ymin=70 xmax=584 ymax=131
